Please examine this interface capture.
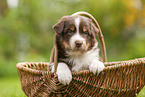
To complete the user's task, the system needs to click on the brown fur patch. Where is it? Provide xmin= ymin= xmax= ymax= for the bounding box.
xmin=62 ymin=41 xmax=70 ymax=50
xmin=83 ymin=26 xmax=87 ymax=32
xmin=70 ymin=26 xmax=75 ymax=32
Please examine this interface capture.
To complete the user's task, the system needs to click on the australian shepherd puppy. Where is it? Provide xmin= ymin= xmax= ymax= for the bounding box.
xmin=51 ymin=14 xmax=105 ymax=85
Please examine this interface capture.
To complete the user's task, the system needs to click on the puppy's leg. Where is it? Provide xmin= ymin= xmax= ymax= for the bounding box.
xmin=51 ymin=62 xmax=72 ymax=85
xmin=89 ymin=60 xmax=105 ymax=74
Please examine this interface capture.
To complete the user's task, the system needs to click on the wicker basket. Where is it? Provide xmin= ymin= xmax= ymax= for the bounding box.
xmin=16 ymin=12 xmax=145 ymax=97
xmin=16 ymin=58 xmax=145 ymax=97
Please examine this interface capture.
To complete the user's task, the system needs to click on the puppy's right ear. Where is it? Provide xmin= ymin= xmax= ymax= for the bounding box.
xmin=53 ymin=21 xmax=64 ymax=34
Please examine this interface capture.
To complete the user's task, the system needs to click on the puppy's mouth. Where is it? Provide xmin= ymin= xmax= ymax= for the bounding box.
xmin=67 ymin=47 xmax=87 ymax=54
xmin=66 ymin=49 xmax=87 ymax=56
xmin=73 ymin=47 xmax=86 ymax=51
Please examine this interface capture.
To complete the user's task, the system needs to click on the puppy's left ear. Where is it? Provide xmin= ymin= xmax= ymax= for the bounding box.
xmin=53 ymin=21 xmax=64 ymax=34
xmin=91 ymin=22 xmax=99 ymax=36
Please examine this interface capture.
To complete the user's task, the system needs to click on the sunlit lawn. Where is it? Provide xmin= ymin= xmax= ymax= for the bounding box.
xmin=0 ymin=76 xmax=144 ymax=97
xmin=0 ymin=77 xmax=26 ymax=97
xmin=138 ymin=86 xmax=145 ymax=97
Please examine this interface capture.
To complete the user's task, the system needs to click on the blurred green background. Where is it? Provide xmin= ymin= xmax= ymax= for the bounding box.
xmin=0 ymin=0 xmax=145 ymax=96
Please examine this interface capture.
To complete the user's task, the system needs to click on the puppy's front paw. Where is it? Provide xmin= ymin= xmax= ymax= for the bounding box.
xmin=57 ymin=63 xmax=72 ymax=85
xmin=89 ymin=61 xmax=105 ymax=74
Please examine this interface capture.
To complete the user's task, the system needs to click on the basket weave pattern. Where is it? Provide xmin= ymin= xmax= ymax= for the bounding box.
xmin=16 ymin=58 xmax=145 ymax=97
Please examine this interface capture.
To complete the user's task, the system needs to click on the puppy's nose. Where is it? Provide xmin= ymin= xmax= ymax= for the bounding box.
xmin=75 ymin=41 xmax=83 ymax=47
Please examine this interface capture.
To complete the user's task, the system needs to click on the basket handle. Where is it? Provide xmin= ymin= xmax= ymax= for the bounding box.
xmin=52 ymin=12 xmax=107 ymax=73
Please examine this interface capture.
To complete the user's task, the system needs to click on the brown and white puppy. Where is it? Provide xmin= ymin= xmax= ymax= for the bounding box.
xmin=51 ymin=15 xmax=105 ymax=85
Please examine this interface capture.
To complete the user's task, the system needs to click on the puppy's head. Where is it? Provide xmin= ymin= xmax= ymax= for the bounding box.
xmin=53 ymin=15 xmax=99 ymax=55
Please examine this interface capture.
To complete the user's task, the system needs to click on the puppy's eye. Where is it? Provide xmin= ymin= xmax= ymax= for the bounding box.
xmin=67 ymin=30 xmax=73 ymax=34
xmin=84 ymin=31 xmax=89 ymax=35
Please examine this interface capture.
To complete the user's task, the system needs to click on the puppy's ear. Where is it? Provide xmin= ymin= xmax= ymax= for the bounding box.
xmin=91 ymin=22 xmax=99 ymax=36
xmin=53 ymin=21 xmax=64 ymax=34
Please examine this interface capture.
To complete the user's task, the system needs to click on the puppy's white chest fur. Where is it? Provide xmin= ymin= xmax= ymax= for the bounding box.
xmin=66 ymin=43 xmax=100 ymax=71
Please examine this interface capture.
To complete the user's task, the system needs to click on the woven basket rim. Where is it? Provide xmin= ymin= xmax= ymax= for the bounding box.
xmin=16 ymin=62 xmax=50 ymax=75
xmin=16 ymin=57 xmax=145 ymax=76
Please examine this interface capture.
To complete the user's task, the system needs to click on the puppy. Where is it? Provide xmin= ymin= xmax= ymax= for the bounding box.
xmin=50 ymin=14 xmax=105 ymax=85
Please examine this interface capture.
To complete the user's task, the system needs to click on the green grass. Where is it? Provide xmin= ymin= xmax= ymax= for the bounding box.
xmin=138 ymin=86 xmax=145 ymax=97
xmin=0 ymin=77 xmax=26 ymax=97
xmin=0 ymin=77 xmax=144 ymax=97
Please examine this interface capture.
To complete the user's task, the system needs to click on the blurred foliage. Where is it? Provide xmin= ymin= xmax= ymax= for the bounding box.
xmin=0 ymin=0 xmax=145 ymax=77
